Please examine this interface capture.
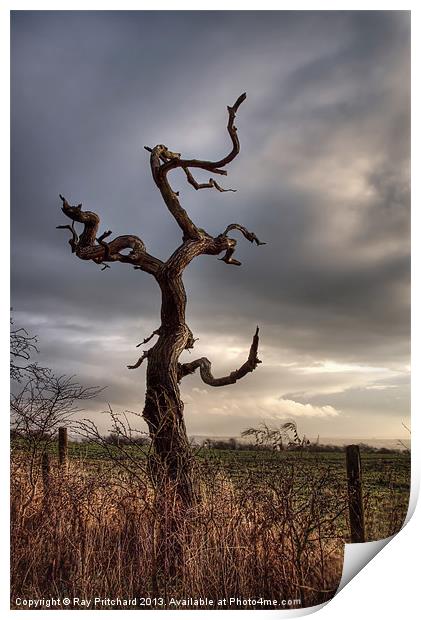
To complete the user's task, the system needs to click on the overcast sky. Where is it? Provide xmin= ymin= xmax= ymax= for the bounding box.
xmin=11 ymin=11 xmax=410 ymax=440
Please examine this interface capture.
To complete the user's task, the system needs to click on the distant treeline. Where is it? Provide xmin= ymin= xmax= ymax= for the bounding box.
xmin=11 ymin=429 xmax=150 ymax=447
xmin=200 ymin=437 xmax=409 ymax=455
xmin=11 ymin=430 xmax=409 ymax=455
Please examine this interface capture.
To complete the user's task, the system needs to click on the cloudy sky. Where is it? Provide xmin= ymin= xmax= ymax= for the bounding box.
xmin=11 ymin=11 xmax=410 ymax=441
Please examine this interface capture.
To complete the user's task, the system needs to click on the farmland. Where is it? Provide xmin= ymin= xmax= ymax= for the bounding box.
xmin=11 ymin=440 xmax=410 ymax=610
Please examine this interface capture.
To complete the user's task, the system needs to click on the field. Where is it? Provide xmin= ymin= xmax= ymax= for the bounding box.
xmin=11 ymin=442 xmax=410 ymax=610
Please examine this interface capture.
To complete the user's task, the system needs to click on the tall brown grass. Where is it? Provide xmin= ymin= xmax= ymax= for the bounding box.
xmin=10 ymin=449 xmax=407 ymax=610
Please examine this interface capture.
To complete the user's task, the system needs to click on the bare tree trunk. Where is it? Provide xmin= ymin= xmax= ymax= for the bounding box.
xmin=143 ymin=274 xmax=197 ymax=504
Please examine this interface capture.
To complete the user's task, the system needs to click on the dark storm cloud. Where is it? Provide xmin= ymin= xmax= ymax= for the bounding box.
xmin=11 ymin=11 xmax=410 ymax=437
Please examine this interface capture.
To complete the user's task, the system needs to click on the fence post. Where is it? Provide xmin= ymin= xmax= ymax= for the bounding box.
xmin=345 ymin=444 xmax=366 ymax=543
xmin=58 ymin=426 xmax=68 ymax=466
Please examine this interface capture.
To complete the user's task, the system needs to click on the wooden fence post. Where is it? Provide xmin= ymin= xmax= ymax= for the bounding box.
xmin=345 ymin=444 xmax=366 ymax=543
xmin=58 ymin=426 xmax=68 ymax=466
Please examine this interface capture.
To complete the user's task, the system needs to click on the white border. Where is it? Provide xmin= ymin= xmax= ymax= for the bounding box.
xmin=1 ymin=3 xmax=418 ymax=619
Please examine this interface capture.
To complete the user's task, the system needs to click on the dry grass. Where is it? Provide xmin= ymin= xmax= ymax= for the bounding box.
xmin=11 ymin=447 xmax=406 ymax=611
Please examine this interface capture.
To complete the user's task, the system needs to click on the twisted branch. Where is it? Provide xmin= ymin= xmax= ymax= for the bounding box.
xmin=143 ymin=94 xmax=247 ymax=241
xmin=222 ymin=224 xmax=266 ymax=246
xmin=144 ymin=146 xmax=202 ymax=241
xmin=183 ymin=168 xmax=236 ymax=193
xmin=127 ymin=350 xmax=148 ymax=370
xmin=57 ymin=195 xmax=163 ymax=275
xmin=217 ymin=224 xmax=266 ymax=266
xmin=161 ymin=92 xmax=247 ymax=176
xmin=178 ymin=327 xmax=261 ymax=386
xmin=56 ymin=222 xmax=78 ymax=252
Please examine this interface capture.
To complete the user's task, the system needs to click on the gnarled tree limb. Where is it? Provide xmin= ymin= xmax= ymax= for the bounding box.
xmin=143 ymin=94 xmax=247 ymax=242
xmin=222 ymin=223 xmax=266 ymax=246
xmin=127 ymin=350 xmax=148 ymax=370
xmin=183 ymin=167 xmax=236 ymax=193
xmin=178 ymin=327 xmax=261 ymax=386
xmin=57 ymin=195 xmax=163 ymax=275
xmin=56 ymin=222 xmax=78 ymax=252
xmin=145 ymin=146 xmax=203 ymax=241
xmin=160 ymin=92 xmax=247 ymax=176
xmin=216 ymin=223 xmax=266 ymax=266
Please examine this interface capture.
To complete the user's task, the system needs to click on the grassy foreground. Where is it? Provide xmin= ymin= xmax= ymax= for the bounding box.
xmin=10 ymin=444 xmax=410 ymax=610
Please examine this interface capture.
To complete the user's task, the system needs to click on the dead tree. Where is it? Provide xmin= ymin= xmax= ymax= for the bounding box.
xmin=57 ymin=93 xmax=264 ymax=504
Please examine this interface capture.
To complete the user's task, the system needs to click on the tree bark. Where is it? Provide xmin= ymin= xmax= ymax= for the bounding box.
xmin=143 ymin=273 xmax=197 ymax=505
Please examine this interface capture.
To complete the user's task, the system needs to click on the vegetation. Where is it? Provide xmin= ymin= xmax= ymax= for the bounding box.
xmin=11 ymin=436 xmax=410 ymax=610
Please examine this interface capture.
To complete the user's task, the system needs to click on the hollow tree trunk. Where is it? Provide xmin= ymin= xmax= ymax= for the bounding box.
xmin=142 ymin=273 xmax=197 ymax=505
